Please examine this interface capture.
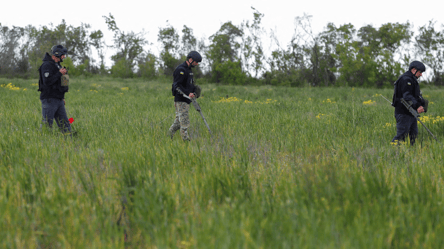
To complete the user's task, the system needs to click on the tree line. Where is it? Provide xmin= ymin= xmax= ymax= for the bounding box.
xmin=1 ymin=8 xmax=443 ymax=87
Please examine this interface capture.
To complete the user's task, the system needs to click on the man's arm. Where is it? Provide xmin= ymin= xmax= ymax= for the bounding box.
xmin=41 ymin=63 xmax=63 ymax=87
xmin=173 ymin=69 xmax=191 ymax=96
xmin=399 ymin=79 xmax=418 ymax=107
xmin=399 ymin=78 xmax=424 ymax=113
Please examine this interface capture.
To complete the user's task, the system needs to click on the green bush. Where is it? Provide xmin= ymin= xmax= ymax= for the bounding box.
xmin=61 ymin=57 xmax=91 ymax=77
xmin=137 ymin=54 xmax=157 ymax=79
xmin=213 ymin=60 xmax=247 ymax=85
xmin=110 ymin=59 xmax=134 ymax=78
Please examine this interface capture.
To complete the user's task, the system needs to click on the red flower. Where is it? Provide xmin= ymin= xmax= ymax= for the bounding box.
xmin=69 ymin=118 xmax=74 ymax=124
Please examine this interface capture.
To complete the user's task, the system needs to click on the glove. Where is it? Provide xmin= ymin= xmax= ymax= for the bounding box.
xmin=194 ymin=85 xmax=202 ymax=98
xmin=423 ymin=98 xmax=429 ymax=112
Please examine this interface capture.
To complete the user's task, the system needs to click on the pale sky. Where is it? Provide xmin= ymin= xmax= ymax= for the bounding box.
xmin=1 ymin=0 xmax=443 ymax=73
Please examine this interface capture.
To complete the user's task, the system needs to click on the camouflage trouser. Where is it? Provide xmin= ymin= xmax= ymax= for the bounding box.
xmin=169 ymin=102 xmax=190 ymax=141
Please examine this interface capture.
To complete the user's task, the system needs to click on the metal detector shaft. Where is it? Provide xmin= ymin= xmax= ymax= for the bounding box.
xmin=176 ymin=88 xmax=213 ymax=138
xmin=380 ymin=94 xmax=393 ymax=105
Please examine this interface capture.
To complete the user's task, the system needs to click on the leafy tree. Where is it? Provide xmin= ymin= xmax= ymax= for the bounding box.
xmin=333 ymin=22 xmax=410 ymax=87
xmin=264 ymin=16 xmax=312 ymax=87
xmin=137 ymin=53 xmax=157 ymax=79
xmin=0 ymin=24 xmax=29 ymax=76
xmin=293 ymin=14 xmax=339 ymax=86
xmin=157 ymin=22 xmax=181 ymax=76
xmin=241 ymin=7 xmax=265 ymax=78
xmin=373 ymin=22 xmax=411 ymax=87
xmin=214 ymin=60 xmax=246 ymax=85
xmin=89 ymin=30 xmax=106 ymax=74
xmin=24 ymin=20 xmax=99 ymax=77
xmin=110 ymin=59 xmax=134 ymax=78
xmin=415 ymin=20 xmax=444 ymax=85
xmin=103 ymin=13 xmax=147 ymax=78
xmin=316 ymin=23 xmax=341 ymax=86
xmin=207 ymin=21 xmax=244 ymax=83
xmin=180 ymin=26 xmax=205 ymax=79
xmin=61 ymin=57 xmax=91 ymax=77
xmin=181 ymin=25 xmax=197 ymax=54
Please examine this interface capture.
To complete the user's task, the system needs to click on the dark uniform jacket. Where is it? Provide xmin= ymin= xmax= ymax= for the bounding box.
xmin=172 ymin=61 xmax=196 ymax=104
xmin=393 ymin=70 xmax=424 ymax=116
xmin=38 ymin=52 xmax=68 ymax=100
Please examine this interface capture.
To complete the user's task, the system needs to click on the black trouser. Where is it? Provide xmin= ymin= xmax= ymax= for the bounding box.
xmin=41 ymin=98 xmax=71 ymax=133
xmin=392 ymin=114 xmax=418 ymax=145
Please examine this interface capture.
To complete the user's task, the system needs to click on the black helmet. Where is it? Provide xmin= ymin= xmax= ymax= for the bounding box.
xmin=409 ymin=61 xmax=426 ymax=73
xmin=51 ymin=45 xmax=68 ymax=58
xmin=187 ymin=51 xmax=202 ymax=63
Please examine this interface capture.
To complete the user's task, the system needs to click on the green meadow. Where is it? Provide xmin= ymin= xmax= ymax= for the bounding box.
xmin=1 ymin=77 xmax=444 ymax=248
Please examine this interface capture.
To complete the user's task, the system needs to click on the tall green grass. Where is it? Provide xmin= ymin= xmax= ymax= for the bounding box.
xmin=1 ymin=77 xmax=444 ymax=248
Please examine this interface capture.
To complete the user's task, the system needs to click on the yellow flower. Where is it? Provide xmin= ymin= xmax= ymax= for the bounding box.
xmin=2 ymin=83 xmax=20 ymax=90
xmin=213 ymin=97 xmax=241 ymax=103
xmin=322 ymin=99 xmax=336 ymax=104
xmin=121 ymin=87 xmax=129 ymax=91
xmin=363 ymin=100 xmax=375 ymax=105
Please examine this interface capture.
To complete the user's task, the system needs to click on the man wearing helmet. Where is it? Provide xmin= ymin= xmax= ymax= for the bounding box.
xmin=38 ymin=45 xmax=72 ymax=134
xmin=168 ymin=51 xmax=202 ymax=141
xmin=391 ymin=61 xmax=427 ymax=145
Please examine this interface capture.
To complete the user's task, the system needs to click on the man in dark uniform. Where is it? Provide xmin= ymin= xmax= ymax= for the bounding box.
xmin=38 ymin=45 xmax=72 ymax=134
xmin=168 ymin=51 xmax=202 ymax=141
xmin=391 ymin=61 xmax=427 ymax=145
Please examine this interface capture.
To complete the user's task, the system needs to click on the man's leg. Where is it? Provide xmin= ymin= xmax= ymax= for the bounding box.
xmin=392 ymin=114 xmax=412 ymax=143
xmin=41 ymin=98 xmax=57 ymax=128
xmin=409 ymin=116 xmax=419 ymax=145
xmin=53 ymin=99 xmax=72 ymax=134
xmin=168 ymin=102 xmax=181 ymax=139
xmin=177 ymin=102 xmax=190 ymax=141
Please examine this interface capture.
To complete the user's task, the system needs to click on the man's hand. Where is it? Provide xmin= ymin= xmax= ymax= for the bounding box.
xmin=60 ymin=68 xmax=67 ymax=75
xmin=189 ymin=93 xmax=195 ymax=99
xmin=63 ymin=99 xmax=65 ymax=105
xmin=417 ymin=106 xmax=425 ymax=114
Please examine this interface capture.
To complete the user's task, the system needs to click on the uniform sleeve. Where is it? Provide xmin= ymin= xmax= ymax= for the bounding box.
xmin=398 ymin=77 xmax=418 ymax=107
xmin=41 ymin=63 xmax=62 ymax=87
xmin=173 ymin=68 xmax=190 ymax=96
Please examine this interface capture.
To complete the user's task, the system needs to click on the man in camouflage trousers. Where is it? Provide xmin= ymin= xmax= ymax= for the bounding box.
xmin=168 ymin=51 xmax=202 ymax=141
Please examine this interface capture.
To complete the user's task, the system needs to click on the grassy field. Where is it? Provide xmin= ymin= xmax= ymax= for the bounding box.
xmin=1 ymin=76 xmax=444 ymax=248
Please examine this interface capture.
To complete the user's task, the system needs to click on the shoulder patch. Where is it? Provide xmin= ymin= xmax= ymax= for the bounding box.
xmin=407 ymin=82 xmax=411 ymax=85
xmin=180 ymin=72 xmax=184 ymax=75
xmin=44 ymin=72 xmax=49 ymax=77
